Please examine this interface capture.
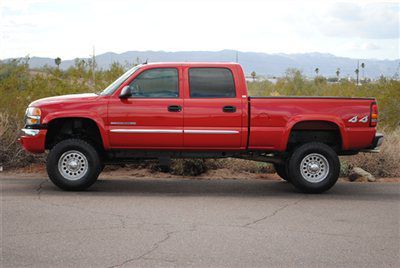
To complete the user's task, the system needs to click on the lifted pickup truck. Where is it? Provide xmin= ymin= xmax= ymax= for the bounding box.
xmin=20 ymin=62 xmax=383 ymax=193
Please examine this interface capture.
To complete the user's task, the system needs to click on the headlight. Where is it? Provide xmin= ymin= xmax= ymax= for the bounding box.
xmin=25 ymin=107 xmax=41 ymax=125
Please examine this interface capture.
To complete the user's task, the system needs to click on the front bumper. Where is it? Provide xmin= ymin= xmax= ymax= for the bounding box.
xmin=19 ymin=128 xmax=47 ymax=153
xmin=361 ymin=133 xmax=384 ymax=153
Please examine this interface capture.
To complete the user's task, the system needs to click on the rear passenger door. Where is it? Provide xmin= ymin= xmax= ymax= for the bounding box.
xmin=183 ymin=67 xmax=243 ymax=149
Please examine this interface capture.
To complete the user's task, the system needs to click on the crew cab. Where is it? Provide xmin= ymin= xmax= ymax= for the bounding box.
xmin=20 ymin=62 xmax=383 ymax=193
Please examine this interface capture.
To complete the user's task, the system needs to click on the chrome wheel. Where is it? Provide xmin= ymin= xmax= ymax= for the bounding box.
xmin=58 ymin=150 xmax=88 ymax=181
xmin=300 ymin=153 xmax=329 ymax=183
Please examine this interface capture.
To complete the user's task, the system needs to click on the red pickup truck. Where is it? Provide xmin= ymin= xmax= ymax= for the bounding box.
xmin=20 ymin=62 xmax=383 ymax=193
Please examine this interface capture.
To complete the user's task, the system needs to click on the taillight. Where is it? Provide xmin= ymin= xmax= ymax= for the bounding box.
xmin=370 ymin=102 xmax=378 ymax=127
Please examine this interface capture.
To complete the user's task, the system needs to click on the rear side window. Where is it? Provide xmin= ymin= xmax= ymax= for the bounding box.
xmin=189 ymin=68 xmax=236 ymax=98
xmin=128 ymin=68 xmax=179 ymax=98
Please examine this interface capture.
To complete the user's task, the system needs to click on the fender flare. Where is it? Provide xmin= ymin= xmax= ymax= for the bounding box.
xmin=280 ymin=115 xmax=348 ymax=151
xmin=42 ymin=111 xmax=110 ymax=149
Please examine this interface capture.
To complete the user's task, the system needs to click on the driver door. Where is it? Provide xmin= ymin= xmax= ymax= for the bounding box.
xmin=107 ymin=67 xmax=184 ymax=148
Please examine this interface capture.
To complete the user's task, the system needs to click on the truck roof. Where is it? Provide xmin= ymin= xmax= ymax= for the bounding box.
xmin=143 ymin=62 xmax=241 ymax=67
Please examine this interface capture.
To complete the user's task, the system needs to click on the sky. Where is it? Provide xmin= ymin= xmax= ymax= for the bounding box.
xmin=0 ymin=0 xmax=399 ymax=60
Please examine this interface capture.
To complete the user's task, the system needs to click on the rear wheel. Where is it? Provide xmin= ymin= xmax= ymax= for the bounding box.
xmin=46 ymin=139 xmax=102 ymax=191
xmin=288 ymin=142 xmax=340 ymax=193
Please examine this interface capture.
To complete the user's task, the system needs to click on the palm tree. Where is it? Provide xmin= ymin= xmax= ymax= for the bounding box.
xmin=361 ymin=62 xmax=365 ymax=81
xmin=336 ymin=68 xmax=340 ymax=80
xmin=314 ymin=67 xmax=319 ymax=77
xmin=54 ymin=57 xmax=61 ymax=69
xmin=355 ymin=68 xmax=360 ymax=85
xmin=250 ymin=71 xmax=256 ymax=82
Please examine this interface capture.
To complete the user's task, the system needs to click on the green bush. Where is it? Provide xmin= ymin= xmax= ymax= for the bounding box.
xmin=170 ymin=159 xmax=208 ymax=176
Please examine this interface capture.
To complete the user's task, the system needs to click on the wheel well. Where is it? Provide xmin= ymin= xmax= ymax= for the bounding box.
xmin=288 ymin=121 xmax=342 ymax=151
xmin=45 ymin=118 xmax=104 ymax=151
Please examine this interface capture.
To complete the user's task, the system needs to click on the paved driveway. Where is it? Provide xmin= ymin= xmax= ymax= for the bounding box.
xmin=1 ymin=176 xmax=399 ymax=267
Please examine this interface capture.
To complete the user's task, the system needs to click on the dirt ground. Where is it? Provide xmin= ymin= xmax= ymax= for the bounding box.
xmin=2 ymin=163 xmax=399 ymax=183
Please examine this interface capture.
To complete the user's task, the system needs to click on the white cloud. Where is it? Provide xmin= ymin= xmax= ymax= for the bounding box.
xmin=343 ymin=41 xmax=381 ymax=50
xmin=0 ymin=0 xmax=50 ymax=11
xmin=0 ymin=0 xmax=398 ymax=60
xmin=317 ymin=2 xmax=399 ymax=39
xmin=362 ymin=43 xmax=381 ymax=50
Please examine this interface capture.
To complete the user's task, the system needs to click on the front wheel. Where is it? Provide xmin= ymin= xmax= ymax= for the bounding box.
xmin=288 ymin=142 xmax=340 ymax=194
xmin=46 ymin=139 xmax=102 ymax=191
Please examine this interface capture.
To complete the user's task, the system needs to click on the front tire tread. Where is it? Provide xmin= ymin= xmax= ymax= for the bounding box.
xmin=46 ymin=139 xmax=101 ymax=191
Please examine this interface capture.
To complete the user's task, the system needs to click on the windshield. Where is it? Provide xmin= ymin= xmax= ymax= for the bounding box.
xmin=99 ymin=65 xmax=141 ymax=96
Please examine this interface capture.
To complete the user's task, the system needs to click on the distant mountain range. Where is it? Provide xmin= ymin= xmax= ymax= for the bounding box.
xmin=5 ymin=50 xmax=399 ymax=78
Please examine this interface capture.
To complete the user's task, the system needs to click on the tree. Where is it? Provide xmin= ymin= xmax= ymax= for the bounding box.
xmin=54 ymin=57 xmax=61 ymax=69
xmin=250 ymin=71 xmax=256 ymax=82
xmin=336 ymin=68 xmax=340 ymax=80
xmin=355 ymin=68 xmax=360 ymax=85
xmin=314 ymin=67 xmax=319 ymax=76
xmin=361 ymin=62 xmax=365 ymax=81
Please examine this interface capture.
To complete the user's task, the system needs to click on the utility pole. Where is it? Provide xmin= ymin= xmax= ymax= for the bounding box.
xmin=92 ymin=45 xmax=96 ymax=87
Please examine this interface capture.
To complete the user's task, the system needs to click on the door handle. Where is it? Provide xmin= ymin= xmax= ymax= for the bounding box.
xmin=222 ymin=106 xmax=236 ymax=113
xmin=168 ymin=105 xmax=182 ymax=112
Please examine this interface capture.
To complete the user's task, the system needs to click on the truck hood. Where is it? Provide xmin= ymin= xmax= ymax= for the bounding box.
xmin=29 ymin=93 xmax=99 ymax=107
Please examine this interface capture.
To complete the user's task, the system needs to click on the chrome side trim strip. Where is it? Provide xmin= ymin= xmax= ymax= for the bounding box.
xmin=110 ymin=129 xmax=183 ymax=134
xmin=21 ymin=128 xmax=40 ymax=136
xmin=184 ymin=130 xmax=239 ymax=134
xmin=110 ymin=122 xmax=136 ymax=125
xmin=110 ymin=129 xmax=240 ymax=134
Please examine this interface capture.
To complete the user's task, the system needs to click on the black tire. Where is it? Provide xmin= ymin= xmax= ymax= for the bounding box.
xmin=274 ymin=163 xmax=290 ymax=182
xmin=46 ymin=139 xmax=102 ymax=191
xmin=288 ymin=142 xmax=340 ymax=194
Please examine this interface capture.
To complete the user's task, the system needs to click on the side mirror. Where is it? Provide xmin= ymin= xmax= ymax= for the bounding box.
xmin=119 ymin=86 xmax=131 ymax=99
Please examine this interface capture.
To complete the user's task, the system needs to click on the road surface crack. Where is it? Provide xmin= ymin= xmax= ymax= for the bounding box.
xmin=142 ymin=257 xmax=177 ymax=263
xmin=35 ymin=179 xmax=132 ymax=230
xmin=35 ymin=179 xmax=47 ymax=200
xmin=242 ymin=197 xmax=304 ymax=227
xmin=108 ymin=230 xmax=178 ymax=268
xmin=118 ymin=216 xmax=127 ymax=229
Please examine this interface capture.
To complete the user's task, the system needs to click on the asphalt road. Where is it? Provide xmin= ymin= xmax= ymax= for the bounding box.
xmin=1 ymin=176 xmax=399 ymax=267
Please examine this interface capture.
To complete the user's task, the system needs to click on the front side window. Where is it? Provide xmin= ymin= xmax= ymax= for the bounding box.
xmin=189 ymin=68 xmax=236 ymax=98
xmin=128 ymin=68 xmax=179 ymax=98
xmin=100 ymin=65 xmax=141 ymax=96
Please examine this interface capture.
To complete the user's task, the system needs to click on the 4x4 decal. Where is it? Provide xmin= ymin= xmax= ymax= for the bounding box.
xmin=348 ymin=115 xmax=369 ymax=123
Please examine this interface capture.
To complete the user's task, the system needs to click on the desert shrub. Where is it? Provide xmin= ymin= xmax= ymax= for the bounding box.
xmin=170 ymin=159 xmax=208 ymax=176
xmin=0 ymin=112 xmax=44 ymax=168
xmin=341 ymin=128 xmax=400 ymax=177
xmin=208 ymin=158 xmax=274 ymax=174
xmin=339 ymin=160 xmax=351 ymax=177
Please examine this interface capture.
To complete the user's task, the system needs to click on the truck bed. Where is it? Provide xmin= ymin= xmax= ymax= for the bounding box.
xmin=248 ymin=96 xmax=376 ymax=151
